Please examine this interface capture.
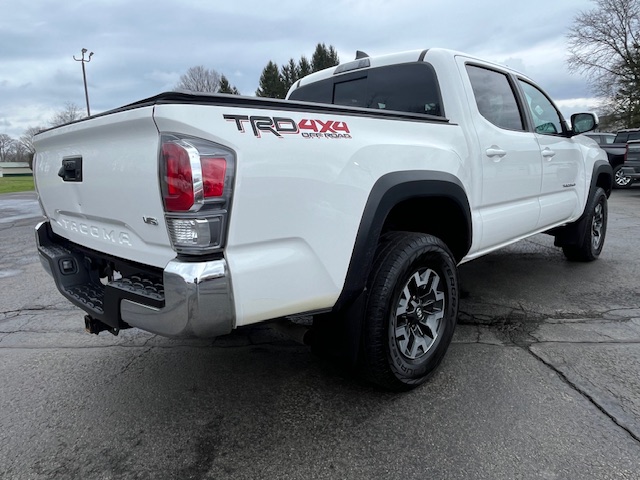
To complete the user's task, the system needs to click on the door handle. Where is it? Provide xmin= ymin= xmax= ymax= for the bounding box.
xmin=542 ymin=148 xmax=556 ymax=159
xmin=486 ymin=147 xmax=507 ymax=160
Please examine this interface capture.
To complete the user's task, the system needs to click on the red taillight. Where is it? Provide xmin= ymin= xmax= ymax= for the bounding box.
xmin=201 ymin=157 xmax=226 ymax=198
xmin=160 ymin=134 xmax=235 ymax=254
xmin=162 ymin=142 xmax=194 ymax=211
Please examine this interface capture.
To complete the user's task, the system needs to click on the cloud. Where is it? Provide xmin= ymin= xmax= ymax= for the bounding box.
xmin=0 ymin=0 xmax=596 ymax=138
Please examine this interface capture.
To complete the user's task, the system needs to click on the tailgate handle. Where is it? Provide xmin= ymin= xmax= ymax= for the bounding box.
xmin=58 ymin=157 xmax=83 ymax=182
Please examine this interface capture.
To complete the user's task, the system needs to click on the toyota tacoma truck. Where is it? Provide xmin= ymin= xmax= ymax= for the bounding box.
xmin=33 ymin=48 xmax=612 ymax=390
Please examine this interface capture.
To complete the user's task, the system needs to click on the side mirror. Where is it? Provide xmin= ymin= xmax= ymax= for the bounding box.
xmin=571 ymin=112 xmax=599 ymax=134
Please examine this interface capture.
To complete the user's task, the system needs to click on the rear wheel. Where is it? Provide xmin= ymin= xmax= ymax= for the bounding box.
xmin=361 ymin=232 xmax=458 ymax=391
xmin=613 ymin=165 xmax=633 ymax=189
xmin=562 ymin=187 xmax=607 ymax=262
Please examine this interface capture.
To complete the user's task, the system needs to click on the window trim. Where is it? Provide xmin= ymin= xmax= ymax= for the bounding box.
xmin=464 ymin=62 xmax=528 ymax=133
xmin=514 ymin=77 xmax=569 ymax=137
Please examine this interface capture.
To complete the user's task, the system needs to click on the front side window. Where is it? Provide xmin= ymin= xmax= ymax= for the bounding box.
xmin=518 ymin=80 xmax=564 ymax=135
xmin=466 ymin=65 xmax=524 ymax=131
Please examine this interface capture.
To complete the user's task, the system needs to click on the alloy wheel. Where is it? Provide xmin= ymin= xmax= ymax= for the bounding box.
xmin=393 ymin=268 xmax=445 ymax=360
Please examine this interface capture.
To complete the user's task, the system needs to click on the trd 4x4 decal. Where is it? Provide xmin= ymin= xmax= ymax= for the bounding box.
xmin=223 ymin=114 xmax=352 ymax=139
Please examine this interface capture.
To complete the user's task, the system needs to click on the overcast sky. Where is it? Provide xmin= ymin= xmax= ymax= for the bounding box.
xmin=0 ymin=0 xmax=599 ymax=138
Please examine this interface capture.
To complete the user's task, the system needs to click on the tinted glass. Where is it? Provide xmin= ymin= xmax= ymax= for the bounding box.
xmin=334 ymin=77 xmax=367 ymax=107
xmin=518 ymin=80 xmax=564 ymax=135
xmin=466 ymin=65 xmax=523 ymax=130
xmin=289 ymin=80 xmax=332 ymax=104
xmin=289 ymin=63 xmax=443 ymax=117
xmin=364 ymin=64 xmax=442 ymax=115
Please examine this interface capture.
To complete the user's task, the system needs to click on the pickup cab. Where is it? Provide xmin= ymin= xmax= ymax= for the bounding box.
xmin=33 ymin=48 xmax=612 ymax=390
xmin=594 ymin=128 xmax=640 ymax=188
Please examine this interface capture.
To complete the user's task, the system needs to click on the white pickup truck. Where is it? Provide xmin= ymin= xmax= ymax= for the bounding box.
xmin=33 ymin=48 xmax=612 ymax=390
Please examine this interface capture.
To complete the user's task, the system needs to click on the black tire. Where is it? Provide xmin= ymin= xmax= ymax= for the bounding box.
xmin=562 ymin=187 xmax=607 ymax=262
xmin=361 ymin=232 xmax=459 ymax=391
xmin=613 ymin=165 xmax=633 ymax=189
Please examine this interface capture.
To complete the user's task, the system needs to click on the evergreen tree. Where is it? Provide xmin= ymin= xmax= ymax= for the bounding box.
xmin=298 ymin=55 xmax=312 ymax=78
xmin=218 ymin=75 xmax=240 ymax=94
xmin=255 ymin=43 xmax=339 ymax=98
xmin=281 ymin=58 xmax=300 ymax=93
xmin=311 ymin=43 xmax=339 ymax=72
xmin=256 ymin=61 xmax=286 ymax=99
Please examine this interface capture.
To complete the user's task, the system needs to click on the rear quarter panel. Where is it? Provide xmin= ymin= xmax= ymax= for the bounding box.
xmin=153 ymin=104 xmax=468 ymax=325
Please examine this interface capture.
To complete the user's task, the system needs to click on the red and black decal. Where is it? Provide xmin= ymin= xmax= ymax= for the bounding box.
xmin=224 ymin=114 xmax=352 ymax=139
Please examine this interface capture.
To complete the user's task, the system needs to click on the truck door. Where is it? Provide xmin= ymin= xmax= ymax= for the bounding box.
xmin=516 ymin=79 xmax=584 ymax=228
xmin=461 ymin=62 xmax=543 ymax=250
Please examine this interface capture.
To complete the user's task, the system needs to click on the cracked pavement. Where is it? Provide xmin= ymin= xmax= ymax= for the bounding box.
xmin=1 ymin=191 xmax=640 ymax=479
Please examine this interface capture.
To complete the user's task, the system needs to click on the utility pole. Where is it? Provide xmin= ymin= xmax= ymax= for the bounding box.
xmin=73 ymin=48 xmax=94 ymax=116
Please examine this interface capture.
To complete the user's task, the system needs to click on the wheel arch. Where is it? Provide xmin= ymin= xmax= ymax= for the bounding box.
xmin=552 ymin=159 xmax=612 ymax=248
xmin=333 ymin=171 xmax=471 ymax=313
xmin=592 ymin=159 xmax=613 ymax=198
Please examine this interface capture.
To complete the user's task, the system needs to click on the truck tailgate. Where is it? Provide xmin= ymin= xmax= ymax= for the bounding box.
xmin=33 ymin=107 xmax=174 ymax=269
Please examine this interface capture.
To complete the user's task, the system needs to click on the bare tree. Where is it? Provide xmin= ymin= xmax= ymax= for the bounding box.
xmin=49 ymin=102 xmax=84 ymax=127
xmin=567 ymin=0 xmax=640 ymax=129
xmin=20 ymin=126 xmax=44 ymax=156
xmin=21 ymin=126 xmax=44 ymax=169
xmin=0 ymin=133 xmax=15 ymax=162
xmin=175 ymin=66 xmax=221 ymax=93
xmin=10 ymin=141 xmax=27 ymax=163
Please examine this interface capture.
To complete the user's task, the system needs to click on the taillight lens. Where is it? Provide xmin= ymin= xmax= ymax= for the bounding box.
xmin=162 ymin=142 xmax=194 ymax=211
xmin=160 ymin=134 xmax=235 ymax=254
xmin=201 ymin=157 xmax=226 ymax=198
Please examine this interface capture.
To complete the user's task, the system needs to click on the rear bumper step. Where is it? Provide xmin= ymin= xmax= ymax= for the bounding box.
xmin=36 ymin=220 xmax=235 ymax=338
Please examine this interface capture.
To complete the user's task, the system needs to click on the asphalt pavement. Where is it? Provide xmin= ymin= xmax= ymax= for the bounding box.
xmin=1 ymin=190 xmax=640 ymax=479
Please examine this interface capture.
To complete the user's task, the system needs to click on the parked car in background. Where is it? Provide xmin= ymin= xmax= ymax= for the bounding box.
xmin=596 ymin=128 xmax=640 ymax=188
xmin=621 ymin=140 xmax=640 ymax=186
xmin=583 ymin=132 xmax=616 ymax=145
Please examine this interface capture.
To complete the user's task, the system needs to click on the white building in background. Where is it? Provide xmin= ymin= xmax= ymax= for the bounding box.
xmin=0 ymin=162 xmax=32 ymax=177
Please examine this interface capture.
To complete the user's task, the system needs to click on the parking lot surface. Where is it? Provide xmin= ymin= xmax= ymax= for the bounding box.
xmin=1 ymin=190 xmax=640 ymax=479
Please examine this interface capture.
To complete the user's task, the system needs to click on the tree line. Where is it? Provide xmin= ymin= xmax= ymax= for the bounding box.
xmin=0 ymin=102 xmax=85 ymax=166
xmin=0 ymin=43 xmax=339 ymax=167
xmin=11 ymin=2 xmax=640 ymax=166
xmin=175 ymin=42 xmax=338 ymax=98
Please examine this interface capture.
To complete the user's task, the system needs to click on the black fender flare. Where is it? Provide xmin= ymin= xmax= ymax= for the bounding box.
xmin=552 ymin=159 xmax=612 ymax=247
xmin=320 ymin=171 xmax=471 ymax=366
xmin=333 ymin=170 xmax=472 ymax=312
xmin=591 ymin=159 xmax=613 ymax=198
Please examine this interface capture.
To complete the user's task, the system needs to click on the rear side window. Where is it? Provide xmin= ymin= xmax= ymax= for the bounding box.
xmin=334 ymin=77 xmax=367 ymax=107
xmin=466 ymin=65 xmax=524 ymax=131
xmin=289 ymin=63 xmax=444 ymax=117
